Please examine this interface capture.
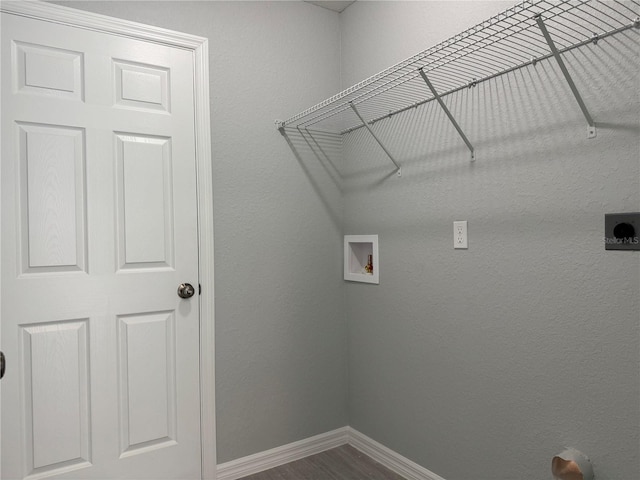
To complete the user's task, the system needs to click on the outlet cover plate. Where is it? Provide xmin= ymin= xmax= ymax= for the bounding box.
xmin=454 ymin=221 xmax=468 ymax=249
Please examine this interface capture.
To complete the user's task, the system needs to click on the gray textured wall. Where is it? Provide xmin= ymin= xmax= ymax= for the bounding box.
xmin=52 ymin=0 xmax=348 ymax=464
xmin=48 ymin=2 xmax=640 ymax=478
xmin=340 ymin=2 xmax=640 ymax=480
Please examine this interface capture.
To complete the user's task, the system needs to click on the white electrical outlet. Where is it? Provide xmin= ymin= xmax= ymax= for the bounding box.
xmin=454 ymin=221 xmax=468 ymax=249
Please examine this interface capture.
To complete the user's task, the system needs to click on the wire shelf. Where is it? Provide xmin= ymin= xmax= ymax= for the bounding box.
xmin=278 ymin=0 xmax=639 ymax=135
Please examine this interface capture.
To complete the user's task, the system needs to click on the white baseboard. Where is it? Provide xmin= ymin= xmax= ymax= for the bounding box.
xmin=347 ymin=427 xmax=447 ymax=480
xmin=215 ymin=426 xmax=446 ymax=480
xmin=216 ymin=427 xmax=349 ymax=480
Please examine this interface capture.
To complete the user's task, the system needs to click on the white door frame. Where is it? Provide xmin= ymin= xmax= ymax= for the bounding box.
xmin=0 ymin=2 xmax=216 ymax=478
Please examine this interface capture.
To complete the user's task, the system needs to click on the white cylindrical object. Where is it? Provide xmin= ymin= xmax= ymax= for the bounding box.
xmin=551 ymin=448 xmax=594 ymax=480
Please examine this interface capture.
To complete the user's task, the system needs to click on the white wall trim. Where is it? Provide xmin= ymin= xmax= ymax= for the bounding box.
xmin=216 ymin=427 xmax=350 ymax=480
xmin=348 ymin=428 xmax=448 ymax=480
xmin=216 ymin=427 xmax=448 ymax=480
xmin=192 ymin=31 xmax=217 ymax=480
xmin=0 ymin=2 xmax=217 ymax=479
xmin=0 ymin=0 xmax=205 ymax=49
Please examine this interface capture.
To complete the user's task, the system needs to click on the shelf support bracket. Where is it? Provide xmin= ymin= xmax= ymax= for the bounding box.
xmin=535 ymin=14 xmax=596 ymax=139
xmin=349 ymin=102 xmax=402 ymax=177
xmin=418 ymin=68 xmax=475 ymax=161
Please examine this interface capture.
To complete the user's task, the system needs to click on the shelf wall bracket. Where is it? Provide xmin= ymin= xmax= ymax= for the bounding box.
xmin=535 ymin=14 xmax=597 ymax=139
xmin=349 ymin=102 xmax=402 ymax=177
xmin=418 ymin=68 xmax=475 ymax=161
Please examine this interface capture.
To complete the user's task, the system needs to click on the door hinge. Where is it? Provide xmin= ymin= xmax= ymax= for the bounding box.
xmin=1 ymin=351 xmax=5 ymax=380
xmin=199 ymin=284 xmax=201 ymax=295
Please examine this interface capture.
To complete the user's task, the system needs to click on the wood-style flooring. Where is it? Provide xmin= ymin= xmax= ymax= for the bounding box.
xmin=238 ymin=444 xmax=407 ymax=480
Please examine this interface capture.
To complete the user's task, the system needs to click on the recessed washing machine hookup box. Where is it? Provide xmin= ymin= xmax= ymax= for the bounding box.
xmin=344 ymin=235 xmax=379 ymax=284
xmin=604 ymin=213 xmax=640 ymax=251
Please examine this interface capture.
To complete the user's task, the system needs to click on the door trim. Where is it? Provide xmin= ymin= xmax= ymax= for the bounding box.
xmin=0 ymin=2 xmax=216 ymax=478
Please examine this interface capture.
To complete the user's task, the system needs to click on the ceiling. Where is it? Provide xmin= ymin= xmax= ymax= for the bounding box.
xmin=305 ymin=1 xmax=356 ymax=13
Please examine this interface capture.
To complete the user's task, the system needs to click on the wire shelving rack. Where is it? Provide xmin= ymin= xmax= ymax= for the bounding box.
xmin=276 ymin=0 xmax=639 ymax=175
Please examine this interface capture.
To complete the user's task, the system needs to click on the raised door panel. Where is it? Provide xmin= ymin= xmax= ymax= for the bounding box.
xmin=18 ymin=122 xmax=87 ymax=274
xmin=13 ymin=41 xmax=84 ymax=100
xmin=114 ymin=60 xmax=170 ymax=112
xmin=115 ymin=133 xmax=174 ymax=270
xmin=117 ymin=312 xmax=177 ymax=457
xmin=20 ymin=319 xmax=91 ymax=478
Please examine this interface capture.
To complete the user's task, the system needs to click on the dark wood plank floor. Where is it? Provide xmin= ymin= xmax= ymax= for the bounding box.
xmin=238 ymin=444 xmax=407 ymax=480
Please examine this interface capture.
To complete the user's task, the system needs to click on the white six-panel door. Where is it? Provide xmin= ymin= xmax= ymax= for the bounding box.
xmin=1 ymin=9 xmax=203 ymax=480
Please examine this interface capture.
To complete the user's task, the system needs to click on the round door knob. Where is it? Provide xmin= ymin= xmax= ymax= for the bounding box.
xmin=177 ymin=283 xmax=195 ymax=299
